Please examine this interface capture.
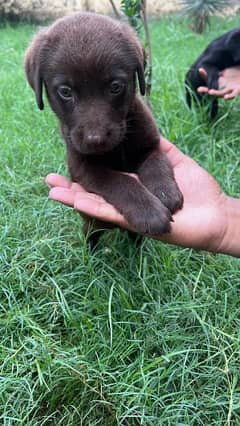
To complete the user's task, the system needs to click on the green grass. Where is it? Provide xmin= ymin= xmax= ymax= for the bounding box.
xmin=1 ymin=14 xmax=240 ymax=425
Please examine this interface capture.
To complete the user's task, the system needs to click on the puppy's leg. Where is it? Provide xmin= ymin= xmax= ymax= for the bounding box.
xmin=137 ymin=149 xmax=183 ymax=214
xmin=127 ymin=230 xmax=143 ymax=245
xmin=185 ymin=68 xmax=205 ymax=109
xmin=185 ymin=84 xmax=192 ymax=109
xmin=82 ymin=217 xmax=104 ymax=249
xmin=185 ymin=65 xmax=218 ymax=119
xmin=83 ymin=215 xmax=142 ymax=247
xmin=82 ymin=215 xmax=113 ymax=249
xmin=71 ymin=160 xmax=173 ymax=236
xmin=205 ymin=67 xmax=219 ymax=119
xmin=185 ymin=69 xmax=200 ymax=109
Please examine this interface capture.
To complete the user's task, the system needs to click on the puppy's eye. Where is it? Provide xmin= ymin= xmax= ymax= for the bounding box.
xmin=57 ymin=85 xmax=73 ymax=100
xmin=110 ymin=81 xmax=125 ymax=95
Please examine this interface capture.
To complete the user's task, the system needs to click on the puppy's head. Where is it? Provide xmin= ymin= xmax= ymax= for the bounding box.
xmin=25 ymin=13 xmax=146 ymax=155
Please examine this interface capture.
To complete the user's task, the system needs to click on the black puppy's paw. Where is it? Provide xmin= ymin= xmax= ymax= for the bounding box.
xmin=125 ymin=197 xmax=172 ymax=236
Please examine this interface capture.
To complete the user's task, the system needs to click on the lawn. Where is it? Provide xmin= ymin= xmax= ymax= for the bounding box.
xmin=1 ymin=13 xmax=240 ymax=425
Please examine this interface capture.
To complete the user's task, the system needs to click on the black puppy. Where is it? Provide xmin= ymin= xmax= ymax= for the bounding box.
xmin=25 ymin=12 xmax=183 ymax=246
xmin=185 ymin=28 xmax=240 ymax=119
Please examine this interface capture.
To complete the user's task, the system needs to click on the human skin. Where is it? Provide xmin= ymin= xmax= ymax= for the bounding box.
xmin=45 ymin=137 xmax=240 ymax=258
xmin=197 ymin=66 xmax=240 ymax=99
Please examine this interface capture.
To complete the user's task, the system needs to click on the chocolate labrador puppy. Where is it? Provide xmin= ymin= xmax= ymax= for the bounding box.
xmin=25 ymin=12 xmax=183 ymax=246
xmin=185 ymin=27 xmax=240 ymax=119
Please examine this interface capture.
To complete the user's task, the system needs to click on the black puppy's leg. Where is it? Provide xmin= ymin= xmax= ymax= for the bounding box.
xmin=82 ymin=216 xmax=113 ymax=250
xmin=83 ymin=217 xmax=103 ymax=249
xmin=206 ymin=66 xmax=219 ymax=119
xmin=185 ymin=68 xmax=205 ymax=109
xmin=84 ymin=217 xmax=142 ymax=247
xmin=209 ymin=98 xmax=218 ymax=120
xmin=185 ymin=86 xmax=192 ymax=109
xmin=138 ymin=149 xmax=183 ymax=214
xmin=127 ymin=230 xmax=143 ymax=245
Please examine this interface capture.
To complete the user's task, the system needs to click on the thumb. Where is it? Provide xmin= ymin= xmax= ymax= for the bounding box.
xmin=198 ymin=67 xmax=208 ymax=82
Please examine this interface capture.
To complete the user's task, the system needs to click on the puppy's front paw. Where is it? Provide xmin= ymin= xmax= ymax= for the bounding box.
xmin=138 ymin=154 xmax=184 ymax=216
xmin=156 ymin=181 xmax=183 ymax=214
xmin=126 ymin=197 xmax=172 ymax=236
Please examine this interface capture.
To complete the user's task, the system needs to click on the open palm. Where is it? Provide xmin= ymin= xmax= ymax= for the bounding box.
xmin=46 ymin=137 xmax=227 ymax=253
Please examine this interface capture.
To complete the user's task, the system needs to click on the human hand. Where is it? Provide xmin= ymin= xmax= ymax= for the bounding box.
xmin=46 ymin=137 xmax=232 ymax=255
xmin=197 ymin=66 xmax=240 ymax=99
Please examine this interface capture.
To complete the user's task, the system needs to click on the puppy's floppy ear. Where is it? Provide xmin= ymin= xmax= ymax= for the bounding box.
xmin=124 ymin=23 xmax=146 ymax=96
xmin=225 ymin=29 xmax=240 ymax=62
xmin=136 ymin=46 xmax=146 ymax=96
xmin=24 ymin=29 xmax=48 ymax=110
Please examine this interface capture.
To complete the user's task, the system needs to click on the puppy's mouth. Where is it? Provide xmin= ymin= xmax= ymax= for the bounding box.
xmin=77 ymin=138 xmax=121 ymax=155
xmin=67 ymin=123 xmax=126 ymax=155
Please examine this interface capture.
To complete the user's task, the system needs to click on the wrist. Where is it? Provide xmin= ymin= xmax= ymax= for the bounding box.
xmin=217 ymin=195 xmax=240 ymax=257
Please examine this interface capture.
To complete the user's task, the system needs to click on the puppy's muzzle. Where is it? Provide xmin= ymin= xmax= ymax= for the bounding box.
xmin=70 ymin=123 xmax=126 ymax=155
xmin=83 ymin=131 xmax=109 ymax=154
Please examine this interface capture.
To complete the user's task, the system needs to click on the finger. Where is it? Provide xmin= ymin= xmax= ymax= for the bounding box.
xmin=74 ymin=194 xmax=128 ymax=227
xmin=49 ymin=186 xmax=103 ymax=206
xmin=160 ymin=136 xmax=187 ymax=168
xmin=46 ymin=173 xmax=86 ymax=193
xmin=208 ymin=87 xmax=230 ymax=97
xmin=197 ymin=86 xmax=209 ymax=94
xmin=198 ymin=67 xmax=208 ymax=82
xmin=45 ymin=173 xmax=72 ymax=188
xmin=49 ymin=187 xmax=76 ymax=206
xmin=50 ymin=186 xmax=129 ymax=228
xmin=224 ymin=88 xmax=240 ymax=99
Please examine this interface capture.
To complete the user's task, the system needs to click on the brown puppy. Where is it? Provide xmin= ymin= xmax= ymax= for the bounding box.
xmin=25 ymin=12 xmax=183 ymax=246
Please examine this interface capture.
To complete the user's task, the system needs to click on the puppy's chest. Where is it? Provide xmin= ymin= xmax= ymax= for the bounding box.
xmin=91 ymin=143 xmax=147 ymax=172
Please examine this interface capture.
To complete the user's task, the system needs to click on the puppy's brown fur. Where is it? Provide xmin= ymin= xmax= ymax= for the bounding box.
xmin=25 ymin=12 xmax=183 ymax=245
